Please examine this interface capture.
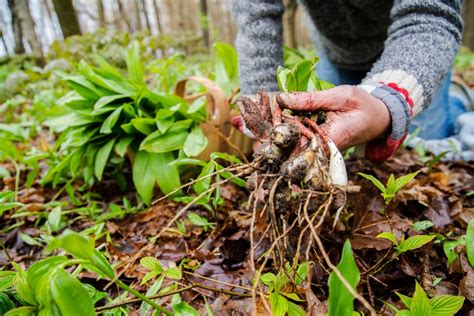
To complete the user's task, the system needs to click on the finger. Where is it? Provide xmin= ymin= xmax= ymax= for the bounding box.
xmin=318 ymin=115 xmax=352 ymax=151
xmin=256 ymin=90 xmax=272 ymax=123
xmin=276 ymin=90 xmax=343 ymax=112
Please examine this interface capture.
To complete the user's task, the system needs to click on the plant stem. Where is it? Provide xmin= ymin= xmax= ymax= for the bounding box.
xmin=115 ymin=279 xmax=172 ymax=315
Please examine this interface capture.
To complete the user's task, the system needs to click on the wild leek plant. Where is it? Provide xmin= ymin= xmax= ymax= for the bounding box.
xmin=44 ymin=42 xmax=209 ymax=204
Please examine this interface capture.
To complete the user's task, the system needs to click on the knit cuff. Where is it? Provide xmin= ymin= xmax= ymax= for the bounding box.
xmin=363 ymin=69 xmax=424 ymax=115
xmin=358 ymin=83 xmax=413 ymax=163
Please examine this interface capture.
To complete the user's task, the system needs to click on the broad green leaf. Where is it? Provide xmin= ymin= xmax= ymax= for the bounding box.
xmin=50 ymin=269 xmax=95 ymax=316
xmin=295 ymin=261 xmax=310 ymax=285
xmin=386 ymin=174 xmax=396 ymax=194
xmin=277 ymin=66 xmax=291 ymax=92
xmin=0 ymin=293 xmax=15 ymax=314
xmin=430 ymin=295 xmax=464 ymax=316
xmin=466 ymin=219 xmax=474 ymax=267
xmin=140 ymin=130 xmax=188 ymax=153
xmin=183 ymin=126 xmax=208 ymax=157
xmin=133 ymin=151 xmax=156 ymax=204
xmin=131 ymin=118 xmax=156 ymax=135
xmin=260 ymin=272 xmax=277 ymax=288
xmin=443 ymin=237 xmax=465 ymax=265
xmin=411 ymin=282 xmax=432 ymax=316
xmin=151 ymin=151 xmax=181 ymax=196
xmin=48 ymin=206 xmax=62 ymax=232
xmin=61 ymin=74 xmax=106 ymax=100
xmin=13 ymin=266 xmax=36 ymax=306
xmin=328 ymin=240 xmax=360 ymax=316
xmin=44 ymin=113 xmax=97 ymax=131
xmin=394 ymin=171 xmax=420 ymax=193
xmin=94 ymin=95 xmax=128 ymax=111
xmin=4 ymin=306 xmax=37 ymax=316
xmin=287 ymin=301 xmax=306 ymax=316
xmin=377 ymin=232 xmax=398 ymax=246
xmin=100 ymin=106 xmax=123 ymax=134
xmin=126 ymin=41 xmax=144 ymax=83
xmin=293 ymin=59 xmax=315 ymax=91
xmin=396 ymin=292 xmax=413 ymax=309
xmin=140 ymin=271 xmax=159 ymax=285
xmin=412 ymin=220 xmax=434 ymax=232
xmin=94 ymin=138 xmax=116 ymax=180
xmin=396 ymin=310 xmax=413 ymax=316
xmin=193 ymin=162 xmax=215 ymax=194
xmin=0 ymin=271 xmax=16 ymax=292
xmin=213 ymin=42 xmax=239 ymax=95
xmin=140 ymin=276 xmax=164 ymax=313
xmin=164 ymin=267 xmax=182 ymax=280
xmin=397 ymin=235 xmax=435 ymax=254
xmin=270 ymin=293 xmax=288 ymax=316
xmin=115 ymin=136 xmax=134 ymax=157
xmin=140 ymin=257 xmax=164 ymax=273
xmin=209 ymin=152 xmax=242 ymax=164
xmin=356 ymin=173 xmax=386 ymax=193
xmin=171 ymin=294 xmax=200 ymax=316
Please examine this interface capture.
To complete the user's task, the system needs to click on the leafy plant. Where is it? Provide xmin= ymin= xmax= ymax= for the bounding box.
xmin=390 ymin=281 xmax=464 ymax=316
xmin=140 ymin=256 xmax=182 ymax=285
xmin=412 ymin=220 xmax=434 ymax=232
xmin=443 ymin=236 xmax=465 ymax=266
xmin=213 ymin=42 xmax=239 ymax=95
xmin=260 ymin=262 xmax=309 ymax=316
xmin=357 ymin=171 xmax=420 ymax=206
xmin=43 ymin=42 xmax=210 ymax=204
xmin=277 ymin=54 xmax=333 ymax=93
xmin=377 ymin=232 xmax=435 ymax=256
xmin=327 ymin=240 xmax=360 ymax=316
xmin=466 ymin=219 xmax=474 ymax=268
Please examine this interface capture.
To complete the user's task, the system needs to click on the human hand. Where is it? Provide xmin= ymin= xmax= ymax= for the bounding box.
xmin=276 ymin=85 xmax=392 ymax=150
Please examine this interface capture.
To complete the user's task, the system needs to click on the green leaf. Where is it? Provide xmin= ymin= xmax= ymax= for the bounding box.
xmin=131 ymin=118 xmax=157 ymax=135
xmin=430 ymin=295 xmax=464 ymax=316
xmin=293 ymin=59 xmax=315 ymax=91
xmin=270 ymin=293 xmax=288 ymax=316
xmin=0 ymin=271 xmax=16 ymax=292
xmin=377 ymin=232 xmax=399 ymax=246
xmin=193 ymin=161 xmax=215 ymax=194
xmin=357 ymin=172 xmax=386 ymax=193
xmin=94 ymin=138 xmax=116 ymax=180
xmin=0 ymin=293 xmax=15 ymax=314
xmin=140 ymin=276 xmax=164 ymax=312
xmin=187 ymin=212 xmax=213 ymax=231
xmin=411 ymin=282 xmax=432 ymax=316
xmin=295 ymin=261 xmax=309 ymax=285
xmin=396 ymin=292 xmax=413 ymax=309
xmin=183 ymin=126 xmax=208 ymax=157
xmin=48 ymin=206 xmax=62 ymax=232
xmin=100 ymin=106 xmax=123 ymax=134
xmin=287 ymin=301 xmax=306 ymax=316
xmin=394 ymin=171 xmax=420 ymax=193
xmin=4 ymin=306 xmax=37 ymax=315
xmin=50 ymin=269 xmax=95 ymax=316
xmin=443 ymin=237 xmax=465 ymax=265
xmin=94 ymin=94 xmax=129 ymax=111
xmin=164 ymin=267 xmax=182 ymax=280
xmin=328 ymin=240 xmax=360 ymax=316
xmin=171 ymin=294 xmax=200 ymax=316
xmin=140 ymin=257 xmax=164 ymax=273
xmin=14 ymin=266 xmax=36 ymax=306
xmin=152 ymin=151 xmax=181 ymax=196
xmin=260 ymin=273 xmax=277 ymax=288
xmin=412 ymin=220 xmax=434 ymax=232
xmin=140 ymin=130 xmax=188 ymax=153
xmin=213 ymin=42 xmax=239 ymax=95
xmin=386 ymin=174 xmax=396 ymax=194
xmin=396 ymin=310 xmax=413 ymax=316
xmin=466 ymin=219 xmax=474 ymax=267
xmin=133 ymin=151 xmax=156 ymax=204
xmin=115 ymin=136 xmax=134 ymax=157
xmin=397 ymin=235 xmax=435 ymax=254
xmin=126 ymin=41 xmax=144 ymax=83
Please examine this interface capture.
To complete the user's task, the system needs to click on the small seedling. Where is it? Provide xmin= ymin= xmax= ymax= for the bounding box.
xmin=388 ymin=281 xmax=464 ymax=316
xmin=377 ymin=232 xmax=435 ymax=256
xmin=357 ymin=171 xmax=420 ymax=206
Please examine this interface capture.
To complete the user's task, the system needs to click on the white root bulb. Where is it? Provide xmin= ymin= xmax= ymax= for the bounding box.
xmin=327 ymin=139 xmax=348 ymax=186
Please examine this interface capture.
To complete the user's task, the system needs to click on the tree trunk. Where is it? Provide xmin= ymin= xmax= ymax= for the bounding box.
xmin=131 ymin=0 xmax=142 ymax=32
xmin=8 ymin=0 xmax=42 ymax=55
xmin=283 ymin=0 xmax=297 ymax=48
xmin=117 ymin=0 xmax=132 ymax=32
xmin=97 ymin=0 xmax=106 ymax=28
xmin=52 ymin=0 xmax=81 ymax=38
xmin=152 ymin=0 xmax=163 ymax=34
xmin=7 ymin=0 xmax=24 ymax=54
xmin=462 ymin=0 xmax=474 ymax=50
xmin=199 ymin=0 xmax=210 ymax=47
xmin=139 ymin=0 xmax=151 ymax=31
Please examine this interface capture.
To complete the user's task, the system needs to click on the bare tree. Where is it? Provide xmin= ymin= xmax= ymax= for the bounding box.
xmin=52 ymin=0 xmax=81 ymax=37
xmin=8 ymin=0 xmax=42 ymax=55
xmin=283 ymin=0 xmax=297 ymax=48
xmin=117 ymin=0 xmax=132 ymax=32
xmin=199 ymin=0 xmax=210 ymax=47
xmin=131 ymin=0 xmax=142 ymax=32
xmin=97 ymin=0 xmax=106 ymax=28
xmin=139 ymin=0 xmax=151 ymax=31
xmin=151 ymin=0 xmax=163 ymax=34
xmin=462 ymin=0 xmax=474 ymax=50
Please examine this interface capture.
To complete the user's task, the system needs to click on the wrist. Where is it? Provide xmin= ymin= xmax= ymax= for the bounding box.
xmin=357 ymin=83 xmax=413 ymax=163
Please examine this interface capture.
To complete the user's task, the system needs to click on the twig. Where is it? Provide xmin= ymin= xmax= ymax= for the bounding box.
xmin=302 ymin=196 xmax=376 ymax=316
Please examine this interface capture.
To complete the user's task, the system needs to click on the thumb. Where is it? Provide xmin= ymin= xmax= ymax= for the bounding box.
xmin=276 ymin=90 xmax=338 ymax=112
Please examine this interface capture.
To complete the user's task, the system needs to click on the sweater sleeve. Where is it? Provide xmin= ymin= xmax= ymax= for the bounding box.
xmin=231 ymin=0 xmax=285 ymax=95
xmin=363 ymin=0 xmax=463 ymax=116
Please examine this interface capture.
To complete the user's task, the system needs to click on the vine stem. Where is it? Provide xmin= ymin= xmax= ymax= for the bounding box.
xmin=115 ymin=279 xmax=172 ymax=316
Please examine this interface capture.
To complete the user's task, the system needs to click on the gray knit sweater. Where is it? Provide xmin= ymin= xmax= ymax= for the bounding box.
xmin=232 ymin=0 xmax=463 ymax=116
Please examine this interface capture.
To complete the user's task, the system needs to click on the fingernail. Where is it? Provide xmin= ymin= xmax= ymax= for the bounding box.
xmin=276 ymin=92 xmax=290 ymax=105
